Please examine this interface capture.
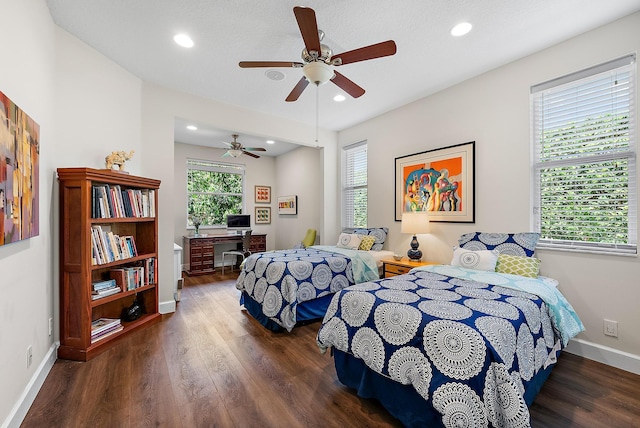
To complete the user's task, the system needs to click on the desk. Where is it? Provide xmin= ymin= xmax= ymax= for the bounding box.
xmin=183 ymin=233 xmax=266 ymax=276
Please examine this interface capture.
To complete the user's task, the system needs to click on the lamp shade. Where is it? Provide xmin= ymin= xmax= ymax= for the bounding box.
xmin=401 ymin=212 xmax=429 ymax=234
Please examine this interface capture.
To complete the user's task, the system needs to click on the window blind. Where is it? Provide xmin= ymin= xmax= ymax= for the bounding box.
xmin=531 ymin=55 xmax=637 ymax=255
xmin=343 ymin=142 xmax=368 ymax=228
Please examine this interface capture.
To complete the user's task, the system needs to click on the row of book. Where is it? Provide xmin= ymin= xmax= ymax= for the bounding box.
xmin=91 ymin=257 xmax=157 ymax=300
xmin=91 ymin=317 xmax=123 ymax=343
xmin=91 ymin=225 xmax=138 ymax=265
xmin=92 ymin=184 xmax=156 ymax=219
xmin=91 ymin=278 xmax=121 ymax=300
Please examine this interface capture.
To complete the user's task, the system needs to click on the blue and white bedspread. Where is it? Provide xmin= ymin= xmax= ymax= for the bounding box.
xmin=236 ymin=247 xmax=379 ymax=332
xmin=317 ymin=265 xmax=584 ymax=428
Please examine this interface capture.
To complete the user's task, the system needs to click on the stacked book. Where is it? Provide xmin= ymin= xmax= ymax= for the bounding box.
xmin=91 ymin=318 xmax=123 ymax=343
xmin=91 ymin=279 xmax=121 ymax=300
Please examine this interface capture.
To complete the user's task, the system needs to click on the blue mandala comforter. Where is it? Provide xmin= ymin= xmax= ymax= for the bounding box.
xmin=236 ymin=247 xmax=379 ymax=331
xmin=316 ymin=265 xmax=584 ymax=428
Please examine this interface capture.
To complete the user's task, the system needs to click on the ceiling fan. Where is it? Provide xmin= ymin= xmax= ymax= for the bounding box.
xmin=222 ymin=134 xmax=266 ymax=158
xmin=239 ymin=6 xmax=397 ymax=102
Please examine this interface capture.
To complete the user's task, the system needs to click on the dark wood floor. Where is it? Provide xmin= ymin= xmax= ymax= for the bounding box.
xmin=23 ymin=273 xmax=640 ymax=427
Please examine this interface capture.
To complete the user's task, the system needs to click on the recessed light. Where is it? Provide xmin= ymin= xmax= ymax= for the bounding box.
xmin=333 ymin=94 xmax=346 ymax=102
xmin=186 ymin=125 xmax=197 ymax=131
xmin=266 ymin=140 xmax=275 ymax=145
xmin=174 ymin=33 xmax=194 ymax=48
xmin=451 ymin=22 xmax=472 ymax=37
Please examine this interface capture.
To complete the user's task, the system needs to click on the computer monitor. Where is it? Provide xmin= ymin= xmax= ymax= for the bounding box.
xmin=226 ymin=214 xmax=251 ymax=233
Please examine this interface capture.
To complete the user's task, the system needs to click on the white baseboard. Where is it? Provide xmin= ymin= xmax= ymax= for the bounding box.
xmin=2 ymin=342 xmax=58 ymax=428
xmin=159 ymin=299 xmax=176 ymax=314
xmin=564 ymin=338 xmax=640 ymax=375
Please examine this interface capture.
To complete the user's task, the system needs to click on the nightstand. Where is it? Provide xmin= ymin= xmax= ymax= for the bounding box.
xmin=381 ymin=258 xmax=437 ymax=278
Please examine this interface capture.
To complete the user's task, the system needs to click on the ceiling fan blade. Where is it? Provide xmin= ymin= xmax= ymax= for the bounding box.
xmin=293 ymin=6 xmax=321 ymax=55
xmin=332 ymin=40 xmax=397 ymax=66
xmin=242 ymin=150 xmax=260 ymax=159
xmin=239 ymin=61 xmax=303 ymax=68
xmin=286 ymin=77 xmax=310 ymax=102
xmin=330 ymin=71 xmax=365 ymax=98
xmin=243 ymin=147 xmax=267 ymax=152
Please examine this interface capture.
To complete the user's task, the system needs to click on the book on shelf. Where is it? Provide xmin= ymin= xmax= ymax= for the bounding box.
xmin=92 ymin=279 xmax=117 ymax=290
xmin=91 ymin=325 xmax=124 ymax=343
xmin=91 ymin=286 xmax=121 ymax=300
xmin=90 ymin=225 xmax=139 ymax=265
xmin=91 ymin=317 xmax=121 ymax=334
xmin=91 ymin=184 xmax=156 ymax=219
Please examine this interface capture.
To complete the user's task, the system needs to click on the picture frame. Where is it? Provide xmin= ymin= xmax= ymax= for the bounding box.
xmin=255 ymin=206 xmax=271 ymax=224
xmin=395 ymin=141 xmax=475 ymax=223
xmin=277 ymin=195 xmax=298 ymax=215
xmin=254 ymin=185 xmax=271 ymax=204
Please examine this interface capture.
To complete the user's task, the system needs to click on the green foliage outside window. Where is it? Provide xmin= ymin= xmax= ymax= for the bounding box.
xmin=187 ymin=161 xmax=243 ymax=227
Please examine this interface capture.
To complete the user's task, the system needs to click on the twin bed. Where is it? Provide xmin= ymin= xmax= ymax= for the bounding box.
xmin=236 ymin=231 xmax=584 ymax=427
xmin=236 ymin=227 xmax=392 ymax=331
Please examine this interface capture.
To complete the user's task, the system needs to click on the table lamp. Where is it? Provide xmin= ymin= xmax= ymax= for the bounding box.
xmin=401 ymin=211 xmax=430 ymax=261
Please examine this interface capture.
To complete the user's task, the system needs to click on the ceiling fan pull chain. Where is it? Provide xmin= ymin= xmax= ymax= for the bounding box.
xmin=315 ymin=84 xmax=319 ymax=144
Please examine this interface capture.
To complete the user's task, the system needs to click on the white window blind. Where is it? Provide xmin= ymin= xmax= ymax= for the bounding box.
xmin=531 ymin=55 xmax=637 ymax=255
xmin=343 ymin=142 xmax=368 ymax=228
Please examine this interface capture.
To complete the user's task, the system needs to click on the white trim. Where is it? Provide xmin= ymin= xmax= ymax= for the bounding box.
xmin=159 ymin=299 xmax=176 ymax=314
xmin=2 ymin=343 xmax=58 ymax=428
xmin=564 ymin=338 xmax=640 ymax=375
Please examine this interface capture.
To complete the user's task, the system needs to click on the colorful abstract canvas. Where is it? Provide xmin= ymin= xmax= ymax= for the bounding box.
xmin=0 ymin=90 xmax=40 ymax=246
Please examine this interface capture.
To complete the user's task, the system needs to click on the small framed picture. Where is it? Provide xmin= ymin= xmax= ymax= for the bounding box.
xmin=277 ymin=195 xmax=297 ymax=215
xmin=255 ymin=185 xmax=271 ymax=204
xmin=255 ymin=206 xmax=271 ymax=224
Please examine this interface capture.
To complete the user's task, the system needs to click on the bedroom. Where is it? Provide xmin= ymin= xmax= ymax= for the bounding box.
xmin=1 ymin=1 xmax=639 ymax=427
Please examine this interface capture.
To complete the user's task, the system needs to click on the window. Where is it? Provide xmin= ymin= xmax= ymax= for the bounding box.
xmin=187 ymin=159 xmax=244 ymax=228
xmin=531 ymin=55 xmax=637 ymax=255
xmin=343 ymin=141 xmax=368 ymax=228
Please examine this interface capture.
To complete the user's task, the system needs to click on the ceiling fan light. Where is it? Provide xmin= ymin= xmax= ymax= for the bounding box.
xmin=229 ymin=149 xmax=243 ymax=157
xmin=303 ymin=62 xmax=334 ymax=85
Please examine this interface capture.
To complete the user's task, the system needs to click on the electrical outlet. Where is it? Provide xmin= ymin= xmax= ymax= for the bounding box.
xmin=48 ymin=317 xmax=53 ymax=336
xmin=27 ymin=346 xmax=33 ymax=368
xmin=604 ymin=319 xmax=618 ymax=337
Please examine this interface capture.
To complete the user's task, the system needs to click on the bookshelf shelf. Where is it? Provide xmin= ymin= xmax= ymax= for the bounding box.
xmin=57 ymin=167 xmax=161 ymax=361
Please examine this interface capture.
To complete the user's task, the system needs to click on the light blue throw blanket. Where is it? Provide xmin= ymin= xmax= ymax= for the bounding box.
xmin=310 ymin=245 xmax=380 ymax=283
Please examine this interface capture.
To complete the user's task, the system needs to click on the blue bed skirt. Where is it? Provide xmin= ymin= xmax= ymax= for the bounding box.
xmin=332 ymin=348 xmax=557 ymax=428
xmin=240 ymin=291 xmax=333 ymax=331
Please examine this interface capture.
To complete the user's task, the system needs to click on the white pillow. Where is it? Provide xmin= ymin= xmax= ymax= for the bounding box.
xmin=337 ymin=233 xmax=362 ymax=250
xmin=451 ymin=247 xmax=498 ymax=271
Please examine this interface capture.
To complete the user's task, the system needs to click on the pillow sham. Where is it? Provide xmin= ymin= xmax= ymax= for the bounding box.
xmin=495 ymin=253 xmax=541 ymax=278
xmin=345 ymin=227 xmax=388 ymax=251
xmin=358 ymin=235 xmax=376 ymax=251
xmin=451 ymin=247 xmax=498 ymax=271
xmin=337 ymin=233 xmax=362 ymax=250
xmin=458 ymin=232 xmax=540 ymax=257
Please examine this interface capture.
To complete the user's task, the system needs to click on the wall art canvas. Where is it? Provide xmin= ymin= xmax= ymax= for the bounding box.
xmin=277 ymin=195 xmax=297 ymax=215
xmin=255 ymin=185 xmax=271 ymax=203
xmin=395 ymin=141 xmax=474 ymax=223
xmin=255 ymin=207 xmax=271 ymax=224
xmin=0 ymin=90 xmax=40 ymax=245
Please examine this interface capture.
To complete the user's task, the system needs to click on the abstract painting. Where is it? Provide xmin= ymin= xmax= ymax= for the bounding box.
xmin=0 ymin=90 xmax=40 ymax=245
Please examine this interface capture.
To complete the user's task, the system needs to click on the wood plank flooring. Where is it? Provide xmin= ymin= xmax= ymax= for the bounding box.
xmin=22 ymin=273 xmax=640 ymax=427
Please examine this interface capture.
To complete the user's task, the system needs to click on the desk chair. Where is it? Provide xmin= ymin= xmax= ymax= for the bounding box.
xmin=222 ymin=230 xmax=252 ymax=274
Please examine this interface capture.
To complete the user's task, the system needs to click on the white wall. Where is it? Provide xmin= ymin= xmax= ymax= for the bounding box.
xmin=274 ymin=146 xmax=322 ymax=249
xmin=339 ymin=12 xmax=640 ymax=369
xmin=173 ymin=141 xmax=278 ymax=255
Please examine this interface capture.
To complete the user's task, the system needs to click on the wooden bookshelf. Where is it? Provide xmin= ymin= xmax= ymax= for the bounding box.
xmin=57 ymin=168 xmax=161 ymax=361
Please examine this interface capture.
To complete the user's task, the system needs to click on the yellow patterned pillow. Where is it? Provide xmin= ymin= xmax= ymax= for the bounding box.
xmin=358 ymin=235 xmax=376 ymax=251
xmin=495 ymin=254 xmax=541 ymax=278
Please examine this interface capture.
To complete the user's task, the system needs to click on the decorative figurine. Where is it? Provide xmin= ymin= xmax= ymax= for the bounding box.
xmin=105 ymin=150 xmax=135 ymax=171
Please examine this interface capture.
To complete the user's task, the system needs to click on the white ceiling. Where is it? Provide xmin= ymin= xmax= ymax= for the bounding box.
xmin=46 ymin=0 xmax=640 ymax=157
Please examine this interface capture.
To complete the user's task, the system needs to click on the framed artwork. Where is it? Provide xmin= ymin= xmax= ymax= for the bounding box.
xmin=0 ymin=90 xmax=40 ymax=246
xmin=277 ymin=195 xmax=298 ymax=215
xmin=395 ymin=141 xmax=475 ymax=223
xmin=255 ymin=206 xmax=271 ymax=224
xmin=254 ymin=185 xmax=271 ymax=203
